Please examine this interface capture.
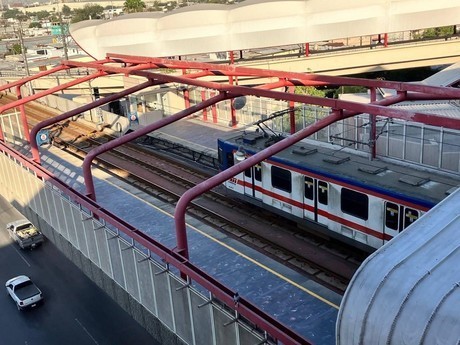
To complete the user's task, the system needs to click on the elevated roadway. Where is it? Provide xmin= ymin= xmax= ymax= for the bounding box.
xmin=236 ymin=38 xmax=460 ymax=76
xmin=19 ymin=38 xmax=460 ymax=93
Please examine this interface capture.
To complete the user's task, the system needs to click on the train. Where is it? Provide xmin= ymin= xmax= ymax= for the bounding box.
xmin=217 ymin=128 xmax=460 ymax=251
xmin=336 ymin=184 xmax=460 ymax=344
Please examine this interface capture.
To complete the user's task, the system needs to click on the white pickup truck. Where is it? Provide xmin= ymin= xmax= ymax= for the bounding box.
xmin=6 ymin=219 xmax=45 ymax=249
xmin=6 ymin=275 xmax=44 ymax=310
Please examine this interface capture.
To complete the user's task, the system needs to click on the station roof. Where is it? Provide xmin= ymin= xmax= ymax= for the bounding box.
xmin=69 ymin=0 xmax=460 ymax=59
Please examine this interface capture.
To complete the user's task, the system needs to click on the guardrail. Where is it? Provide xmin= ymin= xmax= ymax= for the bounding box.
xmin=0 ymin=139 xmax=309 ymax=345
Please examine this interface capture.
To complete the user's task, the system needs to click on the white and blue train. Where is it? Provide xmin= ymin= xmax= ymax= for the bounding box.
xmin=337 ymin=185 xmax=460 ymax=344
xmin=218 ymin=130 xmax=459 ymax=251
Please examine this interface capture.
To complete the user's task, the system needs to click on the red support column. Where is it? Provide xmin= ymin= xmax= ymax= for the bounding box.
xmin=182 ymin=69 xmax=190 ymax=109
xmin=289 ymin=86 xmax=296 ymax=134
xmin=370 ymin=87 xmax=377 ymax=159
xmin=305 ymin=42 xmax=310 ymax=57
xmin=384 ymin=33 xmax=388 ymax=47
xmin=201 ymin=90 xmax=208 ymax=121
xmin=211 ymin=91 xmax=218 ymax=123
xmin=183 ymin=89 xmax=190 ymax=109
xmin=228 ymin=74 xmax=237 ymax=127
xmin=15 ymin=85 xmax=31 ymax=142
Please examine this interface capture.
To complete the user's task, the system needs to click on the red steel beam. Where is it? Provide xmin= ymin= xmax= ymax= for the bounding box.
xmin=172 ymin=90 xmax=411 ymax=259
xmin=105 ymin=53 xmax=460 ymax=97
xmin=67 ymin=58 xmax=329 ymax=87
xmin=0 ymin=71 xmax=107 ymax=142
xmin=62 ymin=60 xmax=460 ymax=129
xmin=0 ymin=57 xmax=112 ymax=93
xmin=174 ymin=109 xmax=343 ymax=258
xmin=30 ymin=80 xmax=156 ymax=163
xmin=0 ymin=64 xmax=69 ymax=93
xmin=82 ymin=92 xmax=233 ymax=201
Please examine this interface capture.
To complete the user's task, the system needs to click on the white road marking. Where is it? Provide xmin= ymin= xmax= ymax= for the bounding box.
xmin=75 ymin=318 xmax=99 ymax=345
xmin=12 ymin=247 xmax=31 ymax=267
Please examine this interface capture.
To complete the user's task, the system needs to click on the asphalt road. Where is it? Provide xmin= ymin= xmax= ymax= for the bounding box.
xmin=0 ymin=196 xmax=160 ymax=345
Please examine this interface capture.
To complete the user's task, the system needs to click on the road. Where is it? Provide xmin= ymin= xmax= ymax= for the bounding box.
xmin=0 ymin=196 xmax=160 ymax=345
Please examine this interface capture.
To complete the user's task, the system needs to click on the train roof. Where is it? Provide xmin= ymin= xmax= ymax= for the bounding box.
xmin=219 ymin=131 xmax=460 ymax=206
xmin=336 ymin=186 xmax=460 ymax=345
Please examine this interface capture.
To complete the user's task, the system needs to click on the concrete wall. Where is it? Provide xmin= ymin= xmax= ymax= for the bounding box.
xmin=0 ymin=143 xmax=266 ymax=345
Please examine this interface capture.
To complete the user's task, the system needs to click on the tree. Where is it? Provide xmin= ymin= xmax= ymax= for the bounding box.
xmin=29 ymin=22 xmax=42 ymax=29
xmin=16 ymin=13 xmax=30 ymax=22
xmin=35 ymin=10 xmax=50 ymax=20
xmin=2 ymin=8 xmax=22 ymax=20
xmin=124 ymin=0 xmax=146 ymax=13
xmin=62 ymin=4 xmax=72 ymax=17
xmin=421 ymin=26 xmax=455 ymax=39
xmin=295 ymin=86 xmax=326 ymax=98
xmin=8 ymin=43 xmax=23 ymax=55
xmin=71 ymin=4 xmax=104 ymax=23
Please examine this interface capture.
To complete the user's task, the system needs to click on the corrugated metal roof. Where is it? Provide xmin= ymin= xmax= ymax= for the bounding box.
xmin=421 ymin=61 xmax=460 ymax=86
xmin=339 ymin=62 xmax=460 ymax=120
xmin=391 ymin=100 xmax=460 ymax=119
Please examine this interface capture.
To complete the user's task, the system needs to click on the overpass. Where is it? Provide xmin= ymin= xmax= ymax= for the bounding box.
xmin=20 ymin=36 xmax=460 ymax=94
xmin=234 ymin=38 xmax=460 ymax=76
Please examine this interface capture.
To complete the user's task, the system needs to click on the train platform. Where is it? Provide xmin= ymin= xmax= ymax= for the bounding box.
xmin=158 ymin=116 xmax=238 ymax=151
xmin=11 ymin=132 xmax=341 ymax=344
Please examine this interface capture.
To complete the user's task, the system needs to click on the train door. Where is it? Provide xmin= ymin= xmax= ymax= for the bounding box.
xmin=384 ymin=201 xmax=420 ymax=243
xmin=303 ymin=176 xmax=315 ymax=221
xmin=243 ymin=164 xmax=262 ymax=200
xmin=303 ymin=176 xmax=329 ymax=225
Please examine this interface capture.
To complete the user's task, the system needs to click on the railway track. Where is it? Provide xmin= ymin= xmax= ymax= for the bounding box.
xmin=2 ymin=94 xmax=367 ymax=294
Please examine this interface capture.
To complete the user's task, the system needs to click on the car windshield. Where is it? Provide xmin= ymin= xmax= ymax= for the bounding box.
xmin=14 ymin=280 xmax=40 ymax=300
xmin=16 ymin=224 xmax=32 ymax=231
xmin=16 ymin=280 xmax=33 ymax=290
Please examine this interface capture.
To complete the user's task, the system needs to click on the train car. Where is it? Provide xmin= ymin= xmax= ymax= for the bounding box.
xmin=336 ymin=185 xmax=460 ymax=345
xmin=217 ymin=129 xmax=460 ymax=251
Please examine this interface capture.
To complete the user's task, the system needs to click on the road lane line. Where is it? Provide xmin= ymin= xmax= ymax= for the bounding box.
xmin=12 ymin=247 xmax=31 ymax=267
xmin=75 ymin=318 xmax=99 ymax=345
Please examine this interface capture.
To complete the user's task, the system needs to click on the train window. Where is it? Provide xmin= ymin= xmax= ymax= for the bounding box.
xmin=318 ymin=181 xmax=328 ymax=205
xmin=341 ymin=188 xmax=368 ymax=220
xmin=245 ymin=168 xmax=251 ymax=178
xmin=218 ymin=148 xmax=223 ymax=165
xmin=304 ymin=176 xmax=314 ymax=200
xmin=385 ymin=202 xmax=399 ymax=230
xmin=271 ymin=166 xmax=292 ymax=193
xmin=227 ymin=152 xmax=234 ymax=167
xmin=404 ymin=208 xmax=419 ymax=229
xmin=254 ymin=164 xmax=262 ymax=182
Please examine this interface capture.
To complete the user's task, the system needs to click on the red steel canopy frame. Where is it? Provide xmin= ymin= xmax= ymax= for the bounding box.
xmin=2 ymin=53 xmax=460 ymax=344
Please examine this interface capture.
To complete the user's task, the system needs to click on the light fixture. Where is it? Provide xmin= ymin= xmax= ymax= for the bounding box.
xmin=235 ymin=146 xmax=246 ymax=162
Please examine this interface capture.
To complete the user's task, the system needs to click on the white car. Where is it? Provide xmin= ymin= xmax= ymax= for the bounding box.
xmin=6 ymin=275 xmax=43 ymax=311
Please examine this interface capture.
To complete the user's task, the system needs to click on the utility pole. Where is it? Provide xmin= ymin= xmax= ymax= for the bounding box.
xmin=58 ymin=10 xmax=69 ymax=63
xmin=17 ymin=23 xmax=30 ymax=77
